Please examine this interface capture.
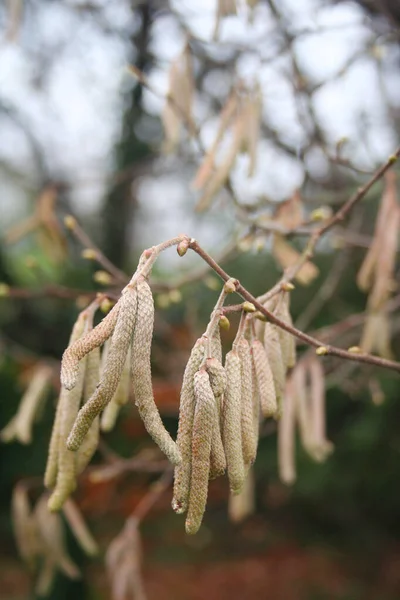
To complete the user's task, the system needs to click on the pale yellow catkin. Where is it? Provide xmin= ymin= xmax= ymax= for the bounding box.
xmin=172 ymin=337 xmax=206 ymax=514
xmin=278 ymin=381 xmax=296 ymax=485
xmin=62 ymin=499 xmax=99 ymax=557
xmin=35 ymin=494 xmax=80 ymax=580
xmin=48 ymin=314 xmax=87 ymax=511
xmin=185 ymin=370 xmax=214 ymax=534
xmin=61 ymin=302 xmax=120 ymax=390
xmin=276 ymin=297 xmax=296 ymax=370
xmin=237 ymin=338 xmax=257 ymax=466
xmin=251 ymin=339 xmax=278 ymax=419
xmin=205 ymin=357 xmax=227 ymax=479
xmin=263 ymin=323 xmax=286 ymax=406
xmin=209 ymin=394 xmax=226 ymax=479
xmin=75 ymin=346 xmax=101 ymax=475
xmin=100 ymin=348 xmax=131 ymax=432
xmin=6 ymin=365 xmax=53 ymax=444
xmin=131 ymin=279 xmax=181 ymax=466
xmin=222 ymin=350 xmax=246 ymax=494
xmin=67 ymin=286 xmax=137 ymax=452
xmin=12 ymin=485 xmax=39 ymax=569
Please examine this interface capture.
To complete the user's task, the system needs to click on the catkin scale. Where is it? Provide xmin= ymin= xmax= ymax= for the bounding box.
xmin=131 ymin=279 xmax=181 ymax=466
xmin=173 ymin=338 xmax=206 ymax=513
xmin=237 ymin=338 xmax=257 ymax=465
xmin=67 ymin=287 xmax=137 ymax=452
xmin=61 ymin=302 xmax=120 ymax=390
xmin=185 ymin=370 xmax=214 ymax=534
xmin=251 ymin=340 xmax=278 ymax=418
xmin=222 ymin=350 xmax=246 ymax=494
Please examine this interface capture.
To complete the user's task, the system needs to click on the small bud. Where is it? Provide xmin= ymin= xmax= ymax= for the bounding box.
xmin=177 ymin=239 xmax=190 ymax=257
xmin=224 ymin=279 xmax=237 ymax=294
xmin=254 ymin=311 xmax=268 ymax=322
xmin=0 ymin=283 xmax=10 ymax=297
xmin=281 ymin=282 xmax=295 ymax=292
xmin=242 ymin=301 xmax=256 ymax=313
xmin=310 ymin=207 xmax=333 ymax=221
xmin=168 ymin=289 xmax=182 ymax=303
xmin=64 ymin=215 xmax=77 ymax=230
xmin=347 ymin=346 xmax=362 ymax=354
xmin=81 ymin=249 xmax=98 ymax=260
xmin=205 ymin=276 xmax=221 ymax=291
xmin=93 ymin=271 xmax=112 ymax=286
xmin=219 ymin=315 xmax=230 ymax=331
xmin=100 ymin=298 xmax=114 ymax=314
xmin=315 ymin=346 xmax=328 ymax=356
xmin=388 ymin=155 xmax=398 ymax=164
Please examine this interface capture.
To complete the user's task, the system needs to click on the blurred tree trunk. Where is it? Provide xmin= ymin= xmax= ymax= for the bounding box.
xmin=102 ymin=1 xmax=154 ymax=268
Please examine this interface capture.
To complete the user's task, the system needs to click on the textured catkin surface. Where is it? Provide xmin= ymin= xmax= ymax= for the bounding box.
xmin=46 ymin=314 xmax=87 ymax=507
xmin=172 ymin=337 xmax=206 ymax=514
xmin=48 ymin=358 xmax=86 ymax=511
xmin=209 ymin=394 xmax=226 ymax=479
xmin=237 ymin=338 xmax=257 ymax=466
xmin=252 ymin=339 xmax=278 ymax=418
xmin=131 ymin=279 xmax=181 ymax=466
xmin=61 ymin=302 xmax=120 ymax=390
xmin=185 ymin=370 xmax=214 ymax=535
xmin=264 ymin=323 xmax=286 ymax=405
xmin=206 ymin=357 xmax=227 ymax=398
xmin=222 ymin=350 xmax=245 ymax=494
xmin=67 ymin=287 xmax=137 ymax=452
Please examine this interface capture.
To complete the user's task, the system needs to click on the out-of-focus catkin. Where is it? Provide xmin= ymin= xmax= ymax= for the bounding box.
xmin=173 ymin=337 xmax=206 ymax=514
xmin=264 ymin=323 xmax=286 ymax=406
xmin=131 ymin=278 xmax=181 ymax=466
xmin=185 ymin=370 xmax=214 ymax=534
xmin=278 ymin=380 xmax=296 ymax=485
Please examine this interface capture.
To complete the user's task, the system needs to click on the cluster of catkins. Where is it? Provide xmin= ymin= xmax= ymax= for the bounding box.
xmin=172 ymin=286 xmax=296 ymax=534
xmin=45 ymin=272 xmax=181 ymax=512
xmin=12 ymin=486 xmax=97 ymax=596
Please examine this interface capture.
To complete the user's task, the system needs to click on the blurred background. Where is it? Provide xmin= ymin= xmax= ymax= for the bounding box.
xmin=1 ymin=0 xmax=400 ymax=599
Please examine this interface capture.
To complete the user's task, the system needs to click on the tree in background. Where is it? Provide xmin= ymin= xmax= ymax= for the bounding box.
xmin=1 ymin=1 xmax=400 ymax=599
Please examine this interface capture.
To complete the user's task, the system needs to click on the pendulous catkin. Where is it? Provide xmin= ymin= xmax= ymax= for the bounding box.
xmin=173 ymin=337 xmax=206 ymax=513
xmin=185 ymin=370 xmax=214 ymax=535
xmin=61 ymin=302 xmax=120 ymax=390
xmin=263 ymin=323 xmax=286 ymax=407
xmin=222 ymin=350 xmax=246 ymax=494
xmin=209 ymin=394 xmax=226 ymax=479
xmin=237 ymin=338 xmax=257 ymax=466
xmin=48 ymin=314 xmax=87 ymax=511
xmin=67 ymin=286 xmax=137 ymax=452
xmin=276 ymin=295 xmax=296 ymax=370
xmin=278 ymin=380 xmax=296 ymax=485
xmin=100 ymin=348 xmax=131 ymax=432
xmin=131 ymin=278 xmax=181 ymax=466
xmin=251 ymin=339 xmax=278 ymax=419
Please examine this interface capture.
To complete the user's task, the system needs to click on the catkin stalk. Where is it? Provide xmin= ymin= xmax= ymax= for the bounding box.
xmin=131 ymin=279 xmax=181 ymax=466
xmin=172 ymin=337 xmax=206 ymax=513
xmin=222 ymin=350 xmax=245 ymax=494
xmin=67 ymin=286 xmax=137 ymax=452
xmin=185 ymin=370 xmax=214 ymax=534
